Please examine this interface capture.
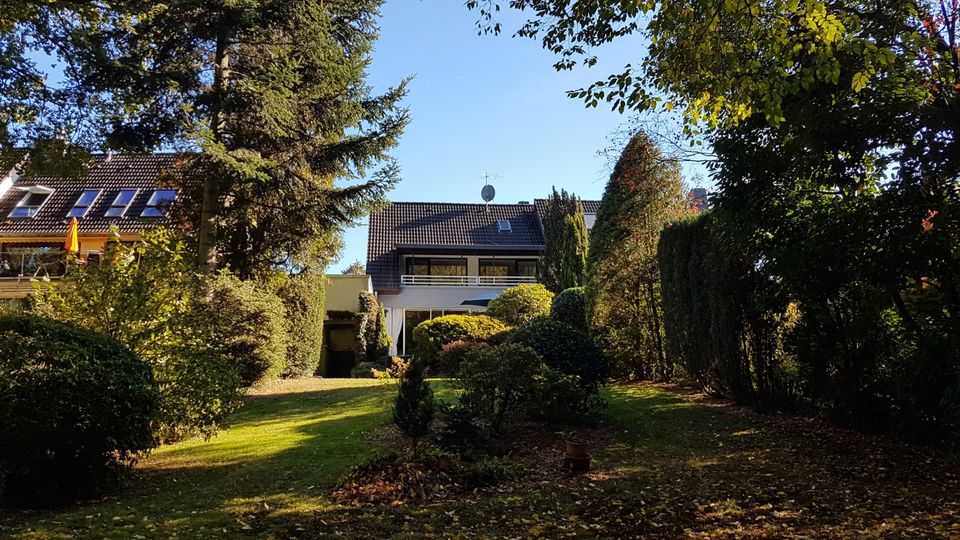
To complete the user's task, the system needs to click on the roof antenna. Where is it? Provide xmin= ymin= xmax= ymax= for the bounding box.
xmin=481 ymin=172 xmax=498 ymax=212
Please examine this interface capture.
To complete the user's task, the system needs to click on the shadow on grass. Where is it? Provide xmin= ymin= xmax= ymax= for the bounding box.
xmin=0 ymin=383 xmax=396 ymax=539
xmin=5 ymin=381 xmax=960 ymax=539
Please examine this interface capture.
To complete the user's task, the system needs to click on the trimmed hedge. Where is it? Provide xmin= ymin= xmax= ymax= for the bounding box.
xmin=0 ymin=315 xmax=158 ymax=506
xmin=487 ymin=283 xmax=554 ymax=325
xmin=200 ymin=275 xmax=289 ymax=386
xmin=412 ymin=314 xmax=511 ymax=366
xmin=508 ymin=318 xmax=607 ymax=390
xmin=550 ymin=287 xmax=586 ymax=330
xmin=278 ymin=272 xmax=326 ymax=378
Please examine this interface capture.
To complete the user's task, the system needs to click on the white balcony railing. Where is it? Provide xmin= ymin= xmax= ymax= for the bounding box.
xmin=400 ymin=275 xmax=537 ymax=287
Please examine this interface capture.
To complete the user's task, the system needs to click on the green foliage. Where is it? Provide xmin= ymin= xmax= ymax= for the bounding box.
xmin=487 ymin=283 xmax=554 ymax=326
xmin=438 ymin=340 xmax=491 ymax=376
xmin=550 ymin=287 xmax=586 ymax=330
xmin=30 ymin=229 xmax=244 ymax=441
xmin=393 ymin=363 xmax=436 ymax=455
xmin=508 ymin=318 xmax=607 ymax=391
xmin=5 ymin=1 xmax=408 ymax=275
xmin=277 ymin=272 xmax=326 ymax=378
xmin=199 ymin=274 xmax=289 ymax=386
xmin=355 ymin=292 xmax=391 ymax=364
xmin=375 ymin=304 xmax=392 ymax=359
xmin=527 ymin=369 xmax=604 ymax=423
xmin=457 ymin=345 xmax=545 ymax=434
xmin=412 ymin=314 xmax=511 ymax=366
xmin=658 ymin=213 xmax=796 ymax=411
xmin=540 ymin=188 xmax=589 ymax=292
xmin=0 ymin=315 xmax=158 ymax=506
xmin=586 ymin=131 xmax=688 ymax=380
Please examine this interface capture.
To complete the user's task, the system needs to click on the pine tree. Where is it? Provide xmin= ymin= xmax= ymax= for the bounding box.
xmin=540 ymin=188 xmax=589 ymax=292
xmin=14 ymin=1 xmax=408 ymax=277
xmin=586 ymin=131 xmax=687 ymax=380
xmin=393 ymin=363 xmax=435 ymax=457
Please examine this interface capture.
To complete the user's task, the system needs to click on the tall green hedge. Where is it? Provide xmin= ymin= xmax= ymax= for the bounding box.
xmin=279 ymin=272 xmax=326 ymax=378
xmin=658 ymin=213 xmax=792 ymax=411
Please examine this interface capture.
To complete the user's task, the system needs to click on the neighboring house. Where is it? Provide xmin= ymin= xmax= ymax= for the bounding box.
xmin=322 ymin=273 xmax=375 ymax=377
xmin=366 ymin=199 xmax=600 ymax=356
xmin=0 ymin=152 xmax=182 ymax=298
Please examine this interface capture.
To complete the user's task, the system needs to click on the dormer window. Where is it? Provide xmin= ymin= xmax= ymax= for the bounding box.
xmin=105 ymin=189 xmax=138 ymax=218
xmin=140 ymin=189 xmax=177 ymax=218
xmin=497 ymin=219 xmax=512 ymax=233
xmin=9 ymin=189 xmax=53 ymax=218
xmin=67 ymin=189 xmax=102 ymax=218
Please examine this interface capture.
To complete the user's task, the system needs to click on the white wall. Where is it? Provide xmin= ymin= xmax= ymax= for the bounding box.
xmin=379 ymin=286 xmax=502 ymax=355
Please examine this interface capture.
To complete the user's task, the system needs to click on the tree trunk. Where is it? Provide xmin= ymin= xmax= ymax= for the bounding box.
xmin=197 ymin=24 xmax=231 ymax=272
xmin=647 ymin=279 xmax=667 ymax=380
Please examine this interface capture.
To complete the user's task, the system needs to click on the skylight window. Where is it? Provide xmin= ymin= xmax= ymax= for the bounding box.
xmin=67 ymin=189 xmax=102 ymax=218
xmin=497 ymin=219 xmax=512 ymax=233
xmin=105 ymin=189 xmax=138 ymax=218
xmin=9 ymin=191 xmax=52 ymax=218
xmin=140 ymin=189 xmax=177 ymax=218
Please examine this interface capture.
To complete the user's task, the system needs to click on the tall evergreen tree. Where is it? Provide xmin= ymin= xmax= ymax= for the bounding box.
xmin=586 ymin=131 xmax=687 ymax=380
xmin=540 ymin=187 xmax=589 ymax=292
xmin=7 ymin=1 xmax=408 ymax=277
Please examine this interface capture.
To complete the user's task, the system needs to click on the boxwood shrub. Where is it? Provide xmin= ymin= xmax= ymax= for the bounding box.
xmin=487 ymin=283 xmax=554 ymax=326
xmin=412 ymin=314 xmax=510 ymax=366
xmin=508 ymin=318 xmax=607 ymax=390
xmin=0 ymin=315 xmax=158 ymax=506
xmin=550 ymin=287 xmax=586 ymax=330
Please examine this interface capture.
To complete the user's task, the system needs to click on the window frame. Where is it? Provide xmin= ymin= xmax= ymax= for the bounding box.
xmin=105 ymin=189 xmax=139 ymax=218
xmin=404 ymin=257 xmax=468 ymax=276
xmin=140 ymin=189 xmax=178 ymax=218
xmin=66 ymin=189 xmax=103 ymax=219
xmin=8 ymin=190 xmax=53 ymax=219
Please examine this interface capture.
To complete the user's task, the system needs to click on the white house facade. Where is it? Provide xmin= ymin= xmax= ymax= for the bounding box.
xmin=366 ymin=200 xmax=599 ymax=356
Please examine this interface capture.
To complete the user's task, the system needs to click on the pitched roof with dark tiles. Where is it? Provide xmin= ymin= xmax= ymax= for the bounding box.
xmin=0 ymin=153 xmax=186 ymax=236
xmin=366 ymin=202 xmax=546 ymax=290
xmin=366 ymin=199 xmax=601 ymax=290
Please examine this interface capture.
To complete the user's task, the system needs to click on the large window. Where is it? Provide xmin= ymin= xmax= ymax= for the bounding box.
xmin=405 ymin=257 xmax=467 ymax=276
xmin=141 ymin=189 xmax=177 ymax=217
xmin=67 ymin=189 xmax=102 ymax=218
xmin=479 ymin=258 xmax=538 ymax=277
xmin=9 ymin=191 xmax=51 ymax=218
xmin=105 ymin=189 xmax=138 ymax=217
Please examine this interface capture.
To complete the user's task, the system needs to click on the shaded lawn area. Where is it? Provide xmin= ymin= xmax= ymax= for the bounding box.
xmin=3 ymin=379 xmax=960 ymax=538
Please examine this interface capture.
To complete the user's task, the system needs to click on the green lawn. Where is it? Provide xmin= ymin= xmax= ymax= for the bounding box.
xmin=3 ymin=379 xmax=959 ymax=539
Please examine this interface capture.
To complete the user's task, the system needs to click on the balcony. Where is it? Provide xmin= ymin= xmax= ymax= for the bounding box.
xmin=400 ymin=275 xmax=537 ymax=287
xmin=0 ymin=251 xmax=67 ymax=282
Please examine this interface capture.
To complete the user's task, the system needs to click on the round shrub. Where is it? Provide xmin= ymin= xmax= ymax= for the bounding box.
xmin=437 ymin=340 xmax=491 ymax=375
xmin=0 ymin=315 xmax=158 ymax=506
xmin=412 ymin=314 xmax=511 ymax=366
xmin=508 ymin=318 xmax=608 ymax=390
xmin=550 ymin=287 xmax=586 ymax=330
xmin=200 ymin=275 xmax=289 ymax=386
xmin=487 ymin=283 xmax=554 ymax=326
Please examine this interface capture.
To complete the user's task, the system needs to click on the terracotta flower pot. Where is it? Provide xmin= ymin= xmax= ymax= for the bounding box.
xmin=565 ymin=439 xmax=589 ymax=459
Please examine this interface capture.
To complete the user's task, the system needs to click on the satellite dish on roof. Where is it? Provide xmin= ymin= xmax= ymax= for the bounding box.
xmin=481 ymin=184 xmax=496 ymax=203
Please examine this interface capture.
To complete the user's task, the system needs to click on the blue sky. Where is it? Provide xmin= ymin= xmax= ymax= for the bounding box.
xmin=333 ymin=0 xmax=649 ymax=271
